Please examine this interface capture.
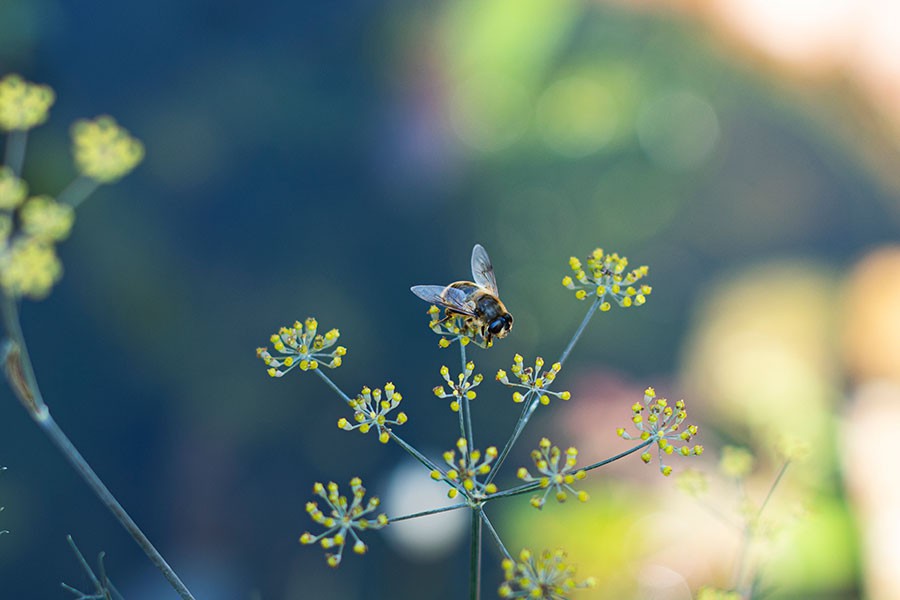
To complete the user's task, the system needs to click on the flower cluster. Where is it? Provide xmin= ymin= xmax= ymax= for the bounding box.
xmin=617 ymin=387 xmax=703 ymax=476
xmin=496 ymin=354 xmax=570 ymax=406
xmin=517 ymin=438 xmax=588 ymax=509
xmin=0 ymin=74 xmax=55 ymax=131
xmin=431 ymin=438 xmax=499 ymax=500
xmin=719 ymin=445 xmax=755 ymax=479
xmin=71 ymin=116 xmax=145 ymax=183
xmin=0 ymin=75 xmax=143 ymax=301
xmin=499 ymin=549 xmax=596 ymax=599
xmin=338 ymin=383 xmax=407 ymax=443
xmin=562 ymin=248 xmax=651 ymax=310
xmin=299 ymin=478 xmax=388 ymax=567
xmin=257 ymin=318 xmax=346 ymax=377
xmin=425 ymin=305 xmax=492 ymax=349
xmin=433 ymin=361 xmax=484 ymax=412
xmin=675 ymin=469 xmax=708 ymax=497
xmin=0 ymin=167 xmax=74 ymax=299
xmin=0 ymin=167 xmax=27 ymax=210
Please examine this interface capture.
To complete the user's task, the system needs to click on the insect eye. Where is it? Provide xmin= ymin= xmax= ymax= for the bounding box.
xmin=488 ymin=318 xmax=506 ymax=335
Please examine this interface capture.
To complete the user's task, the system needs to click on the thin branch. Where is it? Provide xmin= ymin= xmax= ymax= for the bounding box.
xmin=483 ymin=392 xmax=536 ymax=487
xmin=4 ymin=129 xmax=27 ymax=176
xmin=0 ymin=295 xmax=196 ymax=600
xmin=57 ymin=175 xmax=101 ymax=209
xmin=557 ymin=297 xmax=601 ymax=368
xmin=757 ymin=460 xmax=791 ymax=520
xmin=387 ymin=502 xmax=468 ymax=523
xmin=480 ymin=511 xmax=512 ymax=561
xmin=470 ymin=507 xmax=482 ymax=600
xmin=460 ymin=342 xmax=475 ymax=452
xmin=313 ymin=368 xmax=353 ymax=404
xmin=387 ymin=431 xmax=445 ymax=480
xmin=581 ymin=439 xmax=654 ymax=472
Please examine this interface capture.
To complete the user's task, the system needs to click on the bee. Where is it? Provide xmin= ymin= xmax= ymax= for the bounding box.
xmin=411 ymin=244 xmax=513 ymax=344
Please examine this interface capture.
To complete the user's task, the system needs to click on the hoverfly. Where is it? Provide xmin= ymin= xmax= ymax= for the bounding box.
xmin=411 ymin=244 xmax=513 ymax=344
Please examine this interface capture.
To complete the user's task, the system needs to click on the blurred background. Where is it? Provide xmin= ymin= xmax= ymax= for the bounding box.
xmin=2 ymin=0 xmax=900 ymax=598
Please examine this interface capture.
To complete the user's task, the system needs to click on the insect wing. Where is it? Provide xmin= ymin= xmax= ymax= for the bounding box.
xmin=410 ymin=285 xmax=477 ymax=316
xmin=471 ymin=244 xmax=499 ymax=295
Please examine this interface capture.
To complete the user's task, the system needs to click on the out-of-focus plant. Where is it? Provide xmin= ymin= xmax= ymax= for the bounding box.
xmin=679 ymin=443 xmax=804 ymax=599
xmin=258 ymin=245 xmax=704 ymax=598
xmin=0 ymin=73 xmax=194 ymax=599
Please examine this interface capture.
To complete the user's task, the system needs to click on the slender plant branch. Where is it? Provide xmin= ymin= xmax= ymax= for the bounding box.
xmin=386 ymin=430 xmax=449 ymax=484
xmin=480 ymin=510 xmax=512 ymax=561
xmin=66 ymin=535 xmax=103 ymax=593
xmin=0 ymin=295 xmax=196 ymax=600
xmin=460 ymin=343 xmax=475 ymax=451
xmin=4 ymin=129 xmax=27 ymax=176
xmin=58 ymin=175 xmax=101 ymax=208
xmin=734 ymin=459 xmax=792 ymax=594
xmin=483 ymin=392 xmax=537 ymax=486
xmin=483 ymin=480 xmax=541 ymax=502
xmin=581 ymin=438 xmax=654 ymax=472
xmin=557 ymin=297 xmax=601 ymax=368
xmin=757 ymin=460 xmax=791 ymax=519
xmin=313 ymin=368 xmax=353 ymax=404
xmin=457 ymin=399 xmax=467 ymax=447
xmin=1 ymin=293 xmax=47 ymax=419
xmin=387 ymin=502 xmax=468 ymax=523
xmin=470 ymin=506 xmax=482 ymax=600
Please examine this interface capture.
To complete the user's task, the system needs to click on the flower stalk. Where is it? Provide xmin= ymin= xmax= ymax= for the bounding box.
xmin=0 ymin=295 xmax=196 ymax=600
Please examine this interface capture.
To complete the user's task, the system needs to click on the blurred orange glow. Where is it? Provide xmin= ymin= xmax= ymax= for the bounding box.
xmin=843 ymin=246 xmax=900 ymax=382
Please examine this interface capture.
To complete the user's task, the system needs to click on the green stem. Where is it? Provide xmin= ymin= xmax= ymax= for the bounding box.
xmin=460 ymin=343 xmax=475 ymax=452
xmin=0 ymin=296 xmax=196 ymax=600
xmin=470 ymin=506 xmax=482 ymax=600
xmin=557 ymin=297 xmax=601 ymax=368
xmin=457 ymin=400 xmax=467 ymax=446
xmin=313 ymin=368 xmax=353 ymax=405
xmin=4 ymin=129 xmax=27 ymax=176
xmin=734 ymin=460 xmax=792 ymax=594
xmin=581 ymin=439 xmax=654 ymax=472
xmin=42 ymin=414 xmax=196 ymax=599
xmin=757 ymin=460 xmax=791 ymax=519
xmin=388 ymin=502 xmax=468 ymax=523
xmin=483 ymin=393 xmax=537 ymax=486
xmin=480 ymin=510 xmax=512 ymax=561
xmin=57 ymin=175 xmax=101 ymax=209
xmin=1 ymin=295 xmax=47 ymax=418
xmin=387 ymin=431 xmax=444 ymax=479
xmin=66 ymin=535 xmax=102 ymax=592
